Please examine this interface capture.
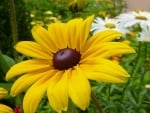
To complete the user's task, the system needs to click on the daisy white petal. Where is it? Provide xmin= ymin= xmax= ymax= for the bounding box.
xmin=117 ymin=10 xmax=150 ymax=28
xmin=91 ymin=17 xmax=128 ymax=34
xmin=137 ymin=25 xmax=150 ymax=42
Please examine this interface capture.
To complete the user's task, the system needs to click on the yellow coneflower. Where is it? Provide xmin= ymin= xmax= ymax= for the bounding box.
xmin=6 ymin=16 xmax=135 ymax=113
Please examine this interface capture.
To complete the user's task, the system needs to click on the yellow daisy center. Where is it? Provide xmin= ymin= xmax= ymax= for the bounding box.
xmin=53 ymin=48 xmax=81 ymax=70
xmin=104 ymin=23 xmax=116 ymax=28
xmin=136 ymin=15 xmax=147 ymax=20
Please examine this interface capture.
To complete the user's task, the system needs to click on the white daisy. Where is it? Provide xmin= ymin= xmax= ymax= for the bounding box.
xmin=117 ymin=10 xmax=150 ymax=28
xmin=91 ymin=17 xmax=128 ymax=34
xmin=138 ymin=25 xmax=150 ymax=42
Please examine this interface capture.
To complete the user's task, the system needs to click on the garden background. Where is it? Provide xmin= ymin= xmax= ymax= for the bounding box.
xmin=0 ymin=0 xmax=150 ymax=113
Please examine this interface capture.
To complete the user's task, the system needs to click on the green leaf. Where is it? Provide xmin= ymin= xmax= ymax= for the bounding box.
xmin=0 ymin=83 xmax=12 ymax=90
xmin=126 ymin=91 xmax=137 ymax=106
xmin=0 ymin=50 xmax=15 ymax=74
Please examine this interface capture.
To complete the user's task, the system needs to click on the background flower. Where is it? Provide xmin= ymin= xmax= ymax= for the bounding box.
xmin=91 ymin=17 xmax=128 ymax=34
xmin=0 ymin=87 xmax=8 ymax=99
xmin=0 ymin=87 xmax=14 ymax=113
xmin=117 ymin=10 xmax=150 ymax=28
xmin=67 ymin=0 xmax=87 ymax=10
xmin=0 ymin=104 xmax=14 ymax=113
xmin=137 ymin=25 xmax=150 ymax=42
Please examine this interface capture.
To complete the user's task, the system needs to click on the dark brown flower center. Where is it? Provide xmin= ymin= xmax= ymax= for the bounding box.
xmin=53 ymin=48 xmax=81 ymax=70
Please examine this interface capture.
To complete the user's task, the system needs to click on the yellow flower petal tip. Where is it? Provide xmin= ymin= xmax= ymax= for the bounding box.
xmin=0 ymin=104 xmax=14 ymax=113
xmin=6 ymin=15 xmax=135 ymax=113
xmin=0 ymin=87 xmax=8 ymax=99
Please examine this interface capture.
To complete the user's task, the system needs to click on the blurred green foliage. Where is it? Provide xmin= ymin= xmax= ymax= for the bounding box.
xmin=0 ymin=0 xmax=12 ymax=55
xmin=0 ymin=0 xmax=150 ymax=113
xmin=0 ymin=0 xmax=32 ymax=56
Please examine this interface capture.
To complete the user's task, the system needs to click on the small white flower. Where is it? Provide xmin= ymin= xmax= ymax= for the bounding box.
xmin=138 ymin=25 xmax=150 ymax=42
xmin=145 ymin=84 xmax=150 ymax=88
xmin=117 ymin=10 xmax=150 ymax=28
xmin=91 ymin=17 xmax=128 ymax=34
xmin=44 ymin=10 xmax=53 ymax=15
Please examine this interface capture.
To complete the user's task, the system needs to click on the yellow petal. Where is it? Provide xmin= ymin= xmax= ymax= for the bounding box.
xmin=32 ymin=25 xmax=58 ymax=53
xmin=48 ymin=23 xmax=68 ymax=49
xmin=0 ymin=104 xmax=14 ymax=113
xmin=67 ymin=18 xmax=83 ymax=50
xmin=15 ymin=41 xmax=52 ymax=59
xmin=93 ymin=30 xmax=123 ymax=42
xmin=86 ymin=71 xmax=125 ymax=83
xmin=0 ymin=87 xmax=8 ymax=99
xmin=82 ymin=42 xmax=135 ymax=59
xmin=78 ymin=16 xmax=94 ymax=49
xmin=11 ymin=70 xmax=57 ymax=96
xmin=67 ymin=16 xmax=94 ymax=51
xmin=98 ymin=31 xmax=122 ymax=42
xmin=23 ymin=72 xmax=54 ymax=113
xmin=80 ymin=58 xmax=130 ymax=83
xmin=47 ymin=70 xmax=70 ymax=112
xmin=6 ymin=59 xmax=51 ymax=80
xmin=99 ymin=48 xmax=135 ymax=58
xmin=69 ymin=66 xmax=91 ymax=110
xmin=81 ymin=30 xmax=122 ymax=53
xmin=81 ymin=58 xmax=129 ymax=77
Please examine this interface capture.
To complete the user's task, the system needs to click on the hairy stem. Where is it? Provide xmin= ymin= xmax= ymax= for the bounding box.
xmin=91 ymin=92 xmax=103 ymax=113
xmin=122 ymin=42 xmax=144 ymax=96
xmin=9 ymin=0 xmax=18 ymax=61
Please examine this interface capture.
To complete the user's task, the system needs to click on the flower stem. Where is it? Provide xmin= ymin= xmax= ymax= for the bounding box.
xmin=15 ymin=93 xmax=24 ymax=113
xmin=19 ymin=94 xmax=24 ymax=113
xmin=122 ymin=42 xmax=144 ymax=96
xmin=9 ymin=0 xmax=19 ymax=61
xmin=91 ymin=92 xmax=103 ymax=113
